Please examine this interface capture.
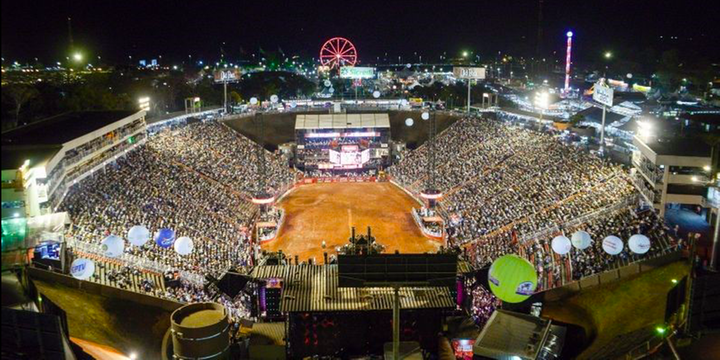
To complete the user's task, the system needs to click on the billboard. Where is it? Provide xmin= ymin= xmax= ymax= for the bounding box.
xmin=593 ymin=81 xmax=614 ymax=107
xmin=214 ymin=69 xmax=242 ymax=83
xmin=340 ymin=66 xmax=375 ymax=79
xmin=453 ymin=67 xmax=486 ymax=79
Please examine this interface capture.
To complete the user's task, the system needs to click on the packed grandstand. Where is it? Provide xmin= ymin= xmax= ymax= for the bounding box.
xmin=55 ymin=113 xmax=678 ymax=326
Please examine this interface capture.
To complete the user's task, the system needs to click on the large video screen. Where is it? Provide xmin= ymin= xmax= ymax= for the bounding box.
xmin=328 ymin=148 xmax=371 ymax=166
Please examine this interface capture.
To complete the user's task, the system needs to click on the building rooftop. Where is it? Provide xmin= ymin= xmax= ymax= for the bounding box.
xmin=577 ymin=107 xmax=627 ymax=124
xmin=640 ymin=136 xmax=712 ymax=158
xmin=2 ymin=111 xmax=137 ymax=146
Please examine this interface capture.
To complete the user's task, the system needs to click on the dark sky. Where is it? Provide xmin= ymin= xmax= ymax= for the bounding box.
xmin=2 ymin=0 xmax=719 ymax=65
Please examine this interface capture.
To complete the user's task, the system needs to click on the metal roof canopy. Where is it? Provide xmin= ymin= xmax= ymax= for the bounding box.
xmin=295 ymin=113 xmax=390 ymax=130
xmin=337 ymin=253 xmax=458 ymax=288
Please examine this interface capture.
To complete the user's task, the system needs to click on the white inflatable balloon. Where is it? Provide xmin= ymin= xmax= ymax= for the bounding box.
xmin=421 ymin=112 xmax=430 ymax=120
xmin=249 ymin=97 xmax=258 ymax=105
xmin=571 ymin=231 xmax=592 ymax=250
xmin=127 ymin=225 xmax=150 ymax=247
xmin=372 ymin=90 xmax=381 ymax=98
xmin=324 ymin=80 xmax=332 ymax=87
xmin=70 ymin=258 xmax=95 ymax=280
xmin=174 ymin=236 xmax=194 ymax=256
xmin=270 ymin=94 xmax=279 ymax=103
xmin=551 ymin=235 xmax=572 ymax=255
xmin=602 ymin=235 xmax=624 ymax=255
xmin=101 ymin=235 xmax=125 ymax=258
xmin=629 ymin=234 xmax=651 ymax=254
xmin=405 ymin=118 xmax=414 ymax=127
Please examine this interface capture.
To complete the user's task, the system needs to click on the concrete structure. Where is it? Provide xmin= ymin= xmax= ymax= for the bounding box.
xmin=2 ymin=110 xmax=147 ymax=220
xmin=631 ymin=135 xmax=713 ymax=217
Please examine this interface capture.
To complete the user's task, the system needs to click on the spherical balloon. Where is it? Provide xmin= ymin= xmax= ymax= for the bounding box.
xmin=328 ymin=87 xmax=335 ymax=94
xmin=551 ymin=235 xmax=572 ymax=255
xmin=249 ymin=97 xmax=258 ymax=105
xmin=629 ymin=234 xmax=650 ymax=254
xmin=127 ymin=225 xmax=150 ymax=247
xmin=372 ymin=90 xmax=381 ymax=98
xmin=488 ymin=254 xmax=537 ymax=303
xmin=571 ymin=231 xmax=592 ymax=250
xmin=70 ymin=258 xmax=95 ymax=280
xmin=155 ymin=228 xmax=176 ymax=248
xmin=290 ymin=101 xmax=297 ymax=109
xmin=101 ymin=235 xmax=125 ymax=258
xmin=602 ymin=235 xmax=624 ymax=255
xmin=174 ymin=236 xmax=194 ymax=256
xmin=421 ymin=112 xmax=430 ymax=120
xmin=324 ymin=80 xmax=332 ymax=87
xmin=270 ymin=94 xmax=279 ymax=103
xmin=405 ymin=118 xmax=414 ymax=127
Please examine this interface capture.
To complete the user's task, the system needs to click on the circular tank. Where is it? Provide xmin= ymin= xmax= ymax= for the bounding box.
xmin=170 ymin=302 xmax=230 ymax=359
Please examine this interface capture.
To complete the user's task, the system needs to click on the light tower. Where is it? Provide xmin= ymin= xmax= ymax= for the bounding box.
xmin=420 ymin=110 xmax=442 ymax=209
xmin=564 ymin=31 xmax=573 ymax=93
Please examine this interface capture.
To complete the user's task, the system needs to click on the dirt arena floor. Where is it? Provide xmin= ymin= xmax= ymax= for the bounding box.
xmin=262 ymin=182 xmax=441 ymax=262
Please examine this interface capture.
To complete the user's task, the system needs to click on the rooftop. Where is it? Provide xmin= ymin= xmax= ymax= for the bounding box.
xmin=250 ymin=265 xmax=454 ymax=312
xmin=1 ymin=144 xmax=62 ymax=170
xmin=295 ymin=113 xmax=391 ymax=130
xmin=639 ymin=136 xmax=712 ymax=158
xmin=2 ymin=111 xmax=138 ymax=146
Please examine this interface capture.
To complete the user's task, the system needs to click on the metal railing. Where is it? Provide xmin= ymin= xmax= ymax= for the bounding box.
xmin=65 ymin=237 xmax=205 ymax=286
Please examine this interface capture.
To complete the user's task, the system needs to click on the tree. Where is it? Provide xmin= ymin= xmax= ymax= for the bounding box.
xmin=569 ymin=113 xmax=585 ymax=127
xmin=3 ymin=84 xmax=39 ymax=128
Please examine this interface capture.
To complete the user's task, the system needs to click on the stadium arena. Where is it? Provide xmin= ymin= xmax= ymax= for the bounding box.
xmin=7 ymin=105 xmax=683 ymax=358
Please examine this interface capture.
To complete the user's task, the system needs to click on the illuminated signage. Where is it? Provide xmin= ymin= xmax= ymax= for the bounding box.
xmin=453 ymin=67 xmax=486 ymax=79
xmin=593 ymin=82 xmax=614 ymax=107
xmin=340 ymin=66 xmax=376 ymax=79
xmin=305 ymin=131 xmax=381 ymax=138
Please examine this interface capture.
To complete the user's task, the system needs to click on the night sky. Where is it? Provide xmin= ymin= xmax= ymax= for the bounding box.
xmin=2 ymin=0 xmax=719 ymax=64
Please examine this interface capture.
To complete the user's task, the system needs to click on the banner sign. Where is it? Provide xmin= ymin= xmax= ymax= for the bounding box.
xmin=593 ymin=81 xmax=614 ymax=107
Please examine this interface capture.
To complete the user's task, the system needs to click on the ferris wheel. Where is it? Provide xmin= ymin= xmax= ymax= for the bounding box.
xmin=319 ymin=37 xmax=358 ymax=68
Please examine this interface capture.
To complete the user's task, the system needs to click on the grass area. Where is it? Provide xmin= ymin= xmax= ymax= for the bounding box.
xmin=33 ymin=278 xmax=172 ymax=359
xmin=542 ymin=261 xmax=690 ymax=359
xmin=223 ymin=110 xmax=461 ymax=150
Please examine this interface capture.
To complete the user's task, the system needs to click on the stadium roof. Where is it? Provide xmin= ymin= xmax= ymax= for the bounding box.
xmin=295 ymin=113 xmax=390 ymax=130
xmin=2 ymin=111 xmax=137 ymax=146
xmin=249 ymin=265 xmax=454 ymax=312
xmin=1 ymin=144 xmax=62 ymax=170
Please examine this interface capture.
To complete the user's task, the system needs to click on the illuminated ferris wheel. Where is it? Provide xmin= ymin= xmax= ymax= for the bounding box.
xmin=319 ymin=37 xmax=358 ymax=68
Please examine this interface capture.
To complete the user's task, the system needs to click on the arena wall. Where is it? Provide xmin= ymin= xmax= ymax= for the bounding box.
xmin=28 ymin=266 xmax=183 ymax=312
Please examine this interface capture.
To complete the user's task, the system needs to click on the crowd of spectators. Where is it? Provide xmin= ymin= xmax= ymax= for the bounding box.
xmin=390 ymin=116 xmax=677 ymax=290
xmin=59 ymin=120 xmax=295 ymax=317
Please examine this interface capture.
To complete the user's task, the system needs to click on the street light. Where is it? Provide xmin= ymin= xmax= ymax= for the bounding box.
xmin=73 ymin=53 xmax=83 ymax=62
xmin=604 ymin=51 xmax=612 ymax=59
xmin=462 ymin=51 xmax=468 ymax=58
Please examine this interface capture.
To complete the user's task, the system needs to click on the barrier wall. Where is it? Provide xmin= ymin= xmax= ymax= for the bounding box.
xmin=296 ymin=176 xmax=379 ymax=185
xmin=27 ymin=266 xmax=184 ymax=312
xmin=540 ymin=251 xmax=684 ymax=302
